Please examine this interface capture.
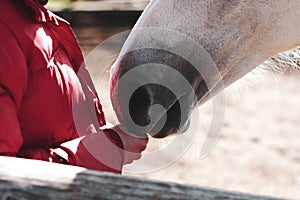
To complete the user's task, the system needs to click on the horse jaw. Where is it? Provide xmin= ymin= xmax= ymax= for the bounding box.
xmin=110 ymin=0 xmax=300 ymax=137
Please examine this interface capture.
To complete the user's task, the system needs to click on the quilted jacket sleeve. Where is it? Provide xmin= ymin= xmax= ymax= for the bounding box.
xmin=0 ymin=22 xmax=27 ymax=156
xmin=0 ymin=21 xmax=124 ymax=173
xmin=50 ymin=130 xmax=124 ymax=173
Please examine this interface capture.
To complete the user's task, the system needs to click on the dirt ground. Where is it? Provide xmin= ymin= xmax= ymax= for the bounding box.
xmin=121 ymin=72 xmax=300 ymax=199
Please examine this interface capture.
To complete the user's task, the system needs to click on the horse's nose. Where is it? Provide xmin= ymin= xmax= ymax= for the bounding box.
xmin=109 ymin=48 xmax=196 ymax=138
xmin=110 ymin=79 xmax=173 ymax=138
xmin=111 ymin=78 xmax=191 ymax=138
xmin=128 ymin=85 xmax=152 ymax=127
xmin=128 ymin=84 xmax=189 ymax=138
xmin=110 ymin=65 xmax=154 ymax=137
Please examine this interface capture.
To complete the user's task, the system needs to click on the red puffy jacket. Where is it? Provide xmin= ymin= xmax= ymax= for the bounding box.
xmin=0 ymin=0 xmax=124 ymax=173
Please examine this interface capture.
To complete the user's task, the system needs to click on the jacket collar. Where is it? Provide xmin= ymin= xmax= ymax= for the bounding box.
xmin=23 ymin=0 xmax=69 ymax=26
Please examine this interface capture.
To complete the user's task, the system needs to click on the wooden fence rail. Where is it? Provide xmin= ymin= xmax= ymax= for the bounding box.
xmin=0 ymin=156 xmax=283 ymax=200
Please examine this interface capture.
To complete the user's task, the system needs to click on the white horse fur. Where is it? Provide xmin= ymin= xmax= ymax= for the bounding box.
xmin=110 ymin=0 xmax=300 ymax=137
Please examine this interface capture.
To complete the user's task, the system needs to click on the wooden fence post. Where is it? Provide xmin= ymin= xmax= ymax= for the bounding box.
xmin=0 ymin=156 xmax=283 ymax=200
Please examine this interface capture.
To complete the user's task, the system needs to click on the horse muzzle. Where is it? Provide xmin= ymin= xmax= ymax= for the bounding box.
xmin=109 ymin=49 xmax=203 ymax=138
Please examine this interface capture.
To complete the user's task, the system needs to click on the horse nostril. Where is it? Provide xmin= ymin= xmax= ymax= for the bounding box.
xmin=127 ymin=84 xmax=191 ymax=138
xmin=129 ymin=85 xmax=152 ymax=127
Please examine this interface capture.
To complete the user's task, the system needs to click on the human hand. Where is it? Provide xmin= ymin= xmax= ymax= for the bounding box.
xmin=103 ymin=125 xmax=148 ymax=165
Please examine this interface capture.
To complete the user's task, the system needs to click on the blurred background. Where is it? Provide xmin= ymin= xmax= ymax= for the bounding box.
xmin=46 ymin=0 xmax=150 ymax=11
xmin=47 ymin=1 xmax=300 ymax=199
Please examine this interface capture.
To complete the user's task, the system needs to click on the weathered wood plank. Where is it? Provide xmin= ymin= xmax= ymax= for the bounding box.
xmin=0 ymin=156 xmax=283 ymax=200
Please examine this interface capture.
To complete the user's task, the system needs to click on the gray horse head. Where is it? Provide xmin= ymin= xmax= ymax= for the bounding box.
xmin=110 ymin=0 xmax=300 ymax=138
